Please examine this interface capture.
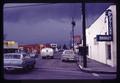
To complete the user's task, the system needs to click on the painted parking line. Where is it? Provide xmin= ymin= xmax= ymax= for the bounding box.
xmin=92 ymin=73 xmax=100 ymax=77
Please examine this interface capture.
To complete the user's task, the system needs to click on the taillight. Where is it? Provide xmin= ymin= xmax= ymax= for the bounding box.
xmin=22 ymin=58 xmax=25 ymax=61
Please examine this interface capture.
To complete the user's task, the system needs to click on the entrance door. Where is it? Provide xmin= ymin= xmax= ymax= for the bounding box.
xmin=106 ymin=44 xmax=112 ymax=66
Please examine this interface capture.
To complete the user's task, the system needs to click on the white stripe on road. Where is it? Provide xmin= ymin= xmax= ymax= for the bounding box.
xmin=92 ymin=73 xmax=100 ymax=77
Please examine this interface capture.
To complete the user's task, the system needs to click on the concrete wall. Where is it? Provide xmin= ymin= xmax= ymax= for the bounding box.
xmin=86 ymin=5 xmax=116 ymax=67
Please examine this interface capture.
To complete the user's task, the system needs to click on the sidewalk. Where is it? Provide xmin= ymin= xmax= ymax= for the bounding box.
xmin=77 ymin=57 xmax=117 ymax=74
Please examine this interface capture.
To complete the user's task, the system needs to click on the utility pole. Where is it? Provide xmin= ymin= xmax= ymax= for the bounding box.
xmin=70 ymin=31 xmax=72 ymax=49
xmin=82 ymin=2 xmax=87 ymax=68
xmin=71 ymin=18 xmax=76 ymax=51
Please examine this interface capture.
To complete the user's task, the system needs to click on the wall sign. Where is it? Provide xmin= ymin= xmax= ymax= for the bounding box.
xmin=105 ymin=9 xmax=113 ymax=38
xmin=96 ymin=35 xmax=113 ymax=41
xmin=97 ymin=9 xmax=113 ymax=42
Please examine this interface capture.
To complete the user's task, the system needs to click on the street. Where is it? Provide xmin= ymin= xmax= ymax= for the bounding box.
xmin=4 ymin=52 xmax=116 ymax=80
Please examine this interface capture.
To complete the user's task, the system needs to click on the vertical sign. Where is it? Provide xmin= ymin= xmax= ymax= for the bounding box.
xmin=105 ymin=9 xmax=113 ymax=40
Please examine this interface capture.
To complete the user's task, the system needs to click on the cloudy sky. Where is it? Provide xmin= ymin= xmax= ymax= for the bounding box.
xmin=3 ymin=3 xmax=112 ymax=46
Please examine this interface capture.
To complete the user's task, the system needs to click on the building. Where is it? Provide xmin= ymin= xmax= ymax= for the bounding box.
xmin=4 ymin=40 xmax=18 ymax=49
xmin=4 ymin=40 xmax=19 ymax=53
xmin=19 ymin=44 xmax=48 ymax=54
xmin=74 ymin=35 xmax=81 ymax=44
xmin=86 ymin=5 xmax=116 ymax=67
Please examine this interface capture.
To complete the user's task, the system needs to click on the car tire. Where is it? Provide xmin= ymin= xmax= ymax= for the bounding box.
xmin=30 ymin=64 xmax=34 ymax=69
xmin=50 ymin=56 xmax=53 ymax=59
xmin=28 ymin=65 xmax=33 ymax=70
xmin=31 ymin=62 xmax=35 ymax=69
xmin=42 ymin=57 xmax=46 ymax=59
xmin=23 ymin=65 xmax=29 ymax=71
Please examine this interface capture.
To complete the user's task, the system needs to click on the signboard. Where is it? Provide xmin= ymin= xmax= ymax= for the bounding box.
xmin=96 ymin=35 xmax=113 ymax=41
xmin=4 ymin=41 xmax=18 ymax=48
xmin=96 ymin=9 xmax=113 ymax=42
xmin=105 ymin=9 xmax=113 ymax=37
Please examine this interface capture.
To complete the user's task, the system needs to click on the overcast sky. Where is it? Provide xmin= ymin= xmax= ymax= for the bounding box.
xmin=3 ymin=3 xmax=112 ymax=46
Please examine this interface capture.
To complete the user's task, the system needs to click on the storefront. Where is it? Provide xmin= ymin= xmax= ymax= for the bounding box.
xmin=86 ymin=5 xmax=116 ymax=67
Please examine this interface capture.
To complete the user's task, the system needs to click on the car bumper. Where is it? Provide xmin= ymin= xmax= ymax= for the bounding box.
xmin=4 ymin=66 xmax=23 ymax=70
xmin=62 ymin=57 xmax=76 ymax=61
xmin=41 ymin=55 xmax=53 ymax=57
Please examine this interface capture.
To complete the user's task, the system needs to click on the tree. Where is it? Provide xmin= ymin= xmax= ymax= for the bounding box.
xmin=63 ymin=44 xmax=67 ymax=50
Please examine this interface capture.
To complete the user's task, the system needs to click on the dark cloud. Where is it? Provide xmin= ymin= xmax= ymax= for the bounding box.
xmin=4 ymin=3 xmax=112 ymax=45
xmin=4 ymin=3 xmax=81 ymax=23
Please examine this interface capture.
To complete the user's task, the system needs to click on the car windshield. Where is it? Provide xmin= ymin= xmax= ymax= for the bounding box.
xmin=4 ymin=54 xmax=21 ymax=59
xmin=64 ymin=51 xmax=74 ymax=54
xmin=4 ymin=49 xmax=19 ymax=53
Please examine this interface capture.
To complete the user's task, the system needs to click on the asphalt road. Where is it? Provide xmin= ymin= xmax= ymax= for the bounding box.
xmin=4 ymin=52 xmax=116 ymax=80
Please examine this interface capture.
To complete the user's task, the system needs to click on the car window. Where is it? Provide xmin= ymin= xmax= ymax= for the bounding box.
xmin=4 ymin=49 xmax=19 ymax=53
xmin=23 ymin=54 xmax=27 ymax=57
xmin=4 ymin=54 xmax=21 ymax=59
xmin=64 ymin=51 xmax=74 ymax=54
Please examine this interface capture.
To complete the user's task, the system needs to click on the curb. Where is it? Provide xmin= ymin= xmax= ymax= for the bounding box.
xmin=77 ymin=63 xmax=117 ymax=74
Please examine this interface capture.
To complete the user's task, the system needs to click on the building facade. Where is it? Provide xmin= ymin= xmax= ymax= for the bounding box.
xmin=86 ymin=5 xmax=116 ymax=67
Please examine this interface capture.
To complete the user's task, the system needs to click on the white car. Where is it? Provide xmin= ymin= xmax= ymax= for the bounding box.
xmin=40 ymin=48 xmax=54 ymax=59
xmin=4 ymin=53 xmax=36 ymax=71
xmin=61 ymin=50 xmax=79 ymax=62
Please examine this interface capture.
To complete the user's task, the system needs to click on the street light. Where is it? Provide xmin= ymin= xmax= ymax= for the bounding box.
xmin=71 ymin=18 xmax=76 ymax=51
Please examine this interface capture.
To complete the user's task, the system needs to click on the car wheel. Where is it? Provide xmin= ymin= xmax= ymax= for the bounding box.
xmin=51 ymin=56 xmax=54 ymax=59
xmin=42 ymin=57 xmax=46 ymax=59
xmin=28 ymin=65 xmax=33 ymax=70
xmin=32 ymin=64 xmax=35 ymax=69
xmin=4 ymin=69 xmax=9 ymax=73
xmin=31 ymin=62 xmax=35 ymax=69
xmin=23 ymin=65 xmax=29 ymax=71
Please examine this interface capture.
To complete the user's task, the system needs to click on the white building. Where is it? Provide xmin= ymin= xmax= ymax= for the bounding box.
xmin=86 ymin=5 xmax=116 ymax=67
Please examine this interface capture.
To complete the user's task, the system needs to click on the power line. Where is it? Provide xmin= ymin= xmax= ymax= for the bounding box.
xmin=4 ymin=3 xmax=57 ymax=9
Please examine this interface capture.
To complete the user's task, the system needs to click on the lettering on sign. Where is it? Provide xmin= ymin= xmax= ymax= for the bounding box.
xmin=96 ymin=35 xmax=112 ymax=41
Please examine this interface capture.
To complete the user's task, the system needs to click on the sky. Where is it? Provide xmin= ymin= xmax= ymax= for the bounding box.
xmin=3 ymin=3 xmax=112 ymax=46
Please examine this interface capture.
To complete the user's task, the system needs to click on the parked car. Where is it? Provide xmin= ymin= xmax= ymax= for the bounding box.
xmin=4 ymin=53 xmax=36 ymax=71
xmin=40 ymin=48 xmax=54 ymax=59
xmin=61 ymin=50 xmax=79 ymax=62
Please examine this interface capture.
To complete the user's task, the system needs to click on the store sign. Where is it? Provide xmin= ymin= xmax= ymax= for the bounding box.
xmin=105 ymin=9 xmax=113 ymax=36
xmin=96 ymin=35 xmax=113 ymax=41
xmin=97 ymin=9 xmax=113 ymax=42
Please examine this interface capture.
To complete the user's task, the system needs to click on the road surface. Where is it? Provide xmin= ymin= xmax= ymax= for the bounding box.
xmin=4 ymin=52 xmax=116 ymax=80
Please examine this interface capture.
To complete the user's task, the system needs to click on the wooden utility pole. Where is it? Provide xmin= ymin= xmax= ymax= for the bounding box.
xmin=82 ymin=2 xmax=87 ymax=68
